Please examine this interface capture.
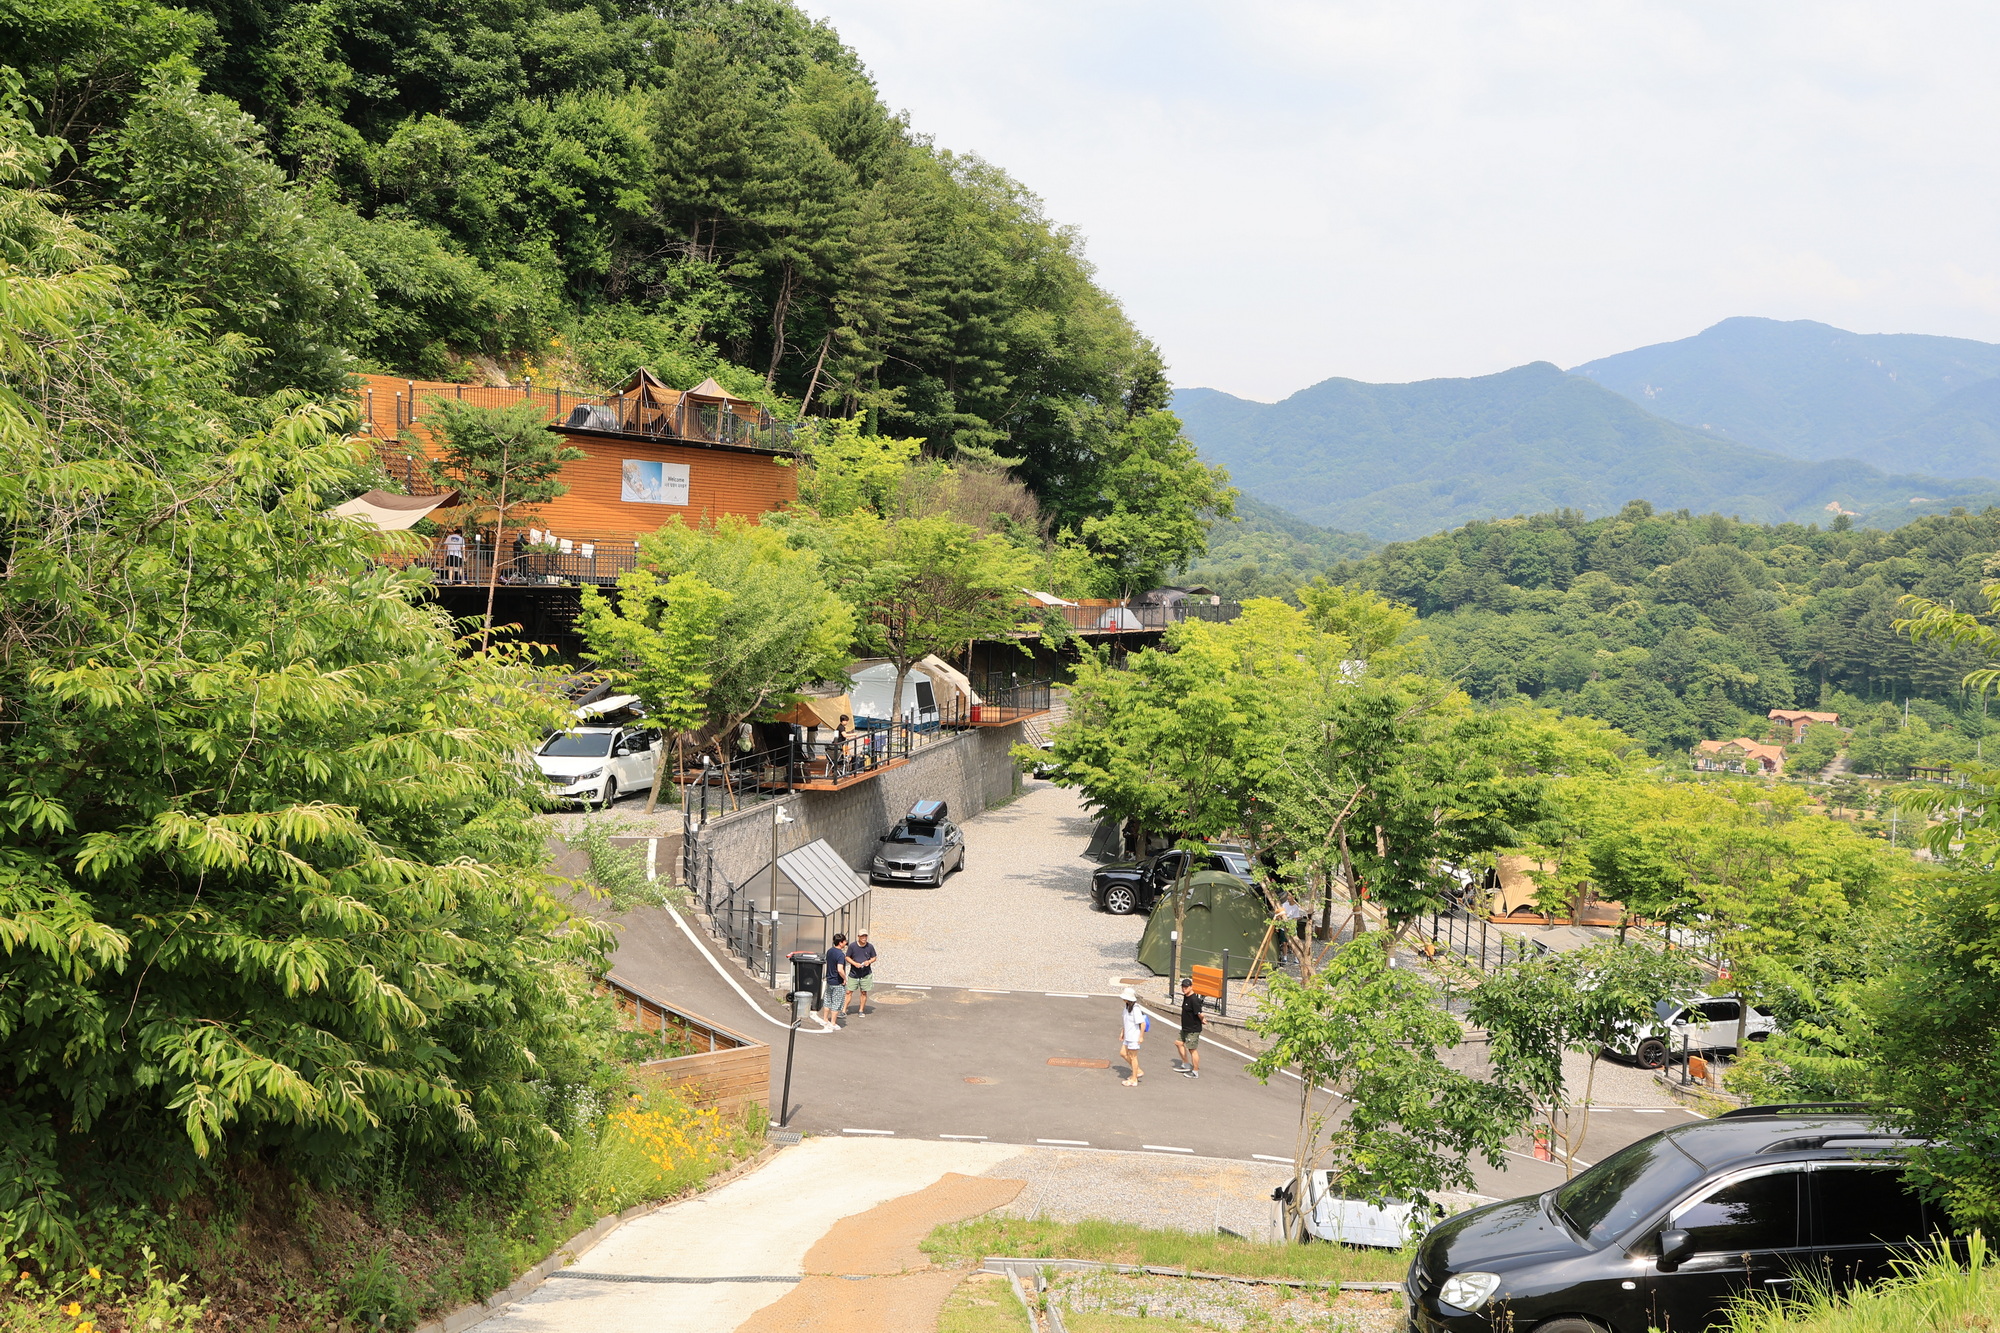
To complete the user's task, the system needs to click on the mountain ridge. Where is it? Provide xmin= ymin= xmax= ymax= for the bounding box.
xmin=1174 ymin=360 xmax=1992 ymax=542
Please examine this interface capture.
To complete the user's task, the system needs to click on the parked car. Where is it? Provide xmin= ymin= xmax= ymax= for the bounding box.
xmin=1608 ymin=995 xmax=1779 ymax=1069
xmin=1406 ymin=1107 xmax=1940 ymax=1333
xmin=869 ymin=799 xmax=965 ymax=886
xmin=535 ymin=725 xmax=657 ymax=807
xmin=1091 ymin=845 xmax=1254 ymax=915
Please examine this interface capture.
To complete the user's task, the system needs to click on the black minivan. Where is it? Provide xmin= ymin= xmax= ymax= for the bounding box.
xmin=1406 ymin=1108 xmax=1942 ymax=1333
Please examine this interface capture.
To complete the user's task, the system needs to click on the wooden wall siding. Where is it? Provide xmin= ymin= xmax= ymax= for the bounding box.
xmin=352 ymin=373 xmax=796 ymax=539
xmin=634 ymin=1046 xmax=770 ymax=1116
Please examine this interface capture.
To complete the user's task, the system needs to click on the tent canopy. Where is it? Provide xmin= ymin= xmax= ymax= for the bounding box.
xmin=769 ymin=693 xmax=853 ymax=729
xmin=684 ymin=376 xmax=758 ymax=405
xmin=329 ymin=489 xmax=461 ymax=530
xmin=847 ymin=654 xmax=980 ymax=720
xmin=1137 ymin=871 xmax=1267 ymax=979
xmin=1492 ymin=854 xmax=1552 ymax=915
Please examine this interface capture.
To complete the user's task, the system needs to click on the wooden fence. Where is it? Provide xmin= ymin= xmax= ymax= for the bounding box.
xmin=604 ymin=974 xmax=770 ymax=1116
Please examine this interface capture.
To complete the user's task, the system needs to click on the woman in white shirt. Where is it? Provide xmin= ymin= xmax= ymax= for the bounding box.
xmin=1117 ymin=987 xmax=1147 ymax=1086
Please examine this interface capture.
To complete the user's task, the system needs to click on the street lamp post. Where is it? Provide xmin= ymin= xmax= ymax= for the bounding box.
xmin=769 ymin=805 xmax=794 ymax=987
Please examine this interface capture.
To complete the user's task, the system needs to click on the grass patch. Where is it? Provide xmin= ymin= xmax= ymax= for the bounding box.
xmin=938 ymin=1273 xmax=1034 ymax=1333
xmin=1720 ymin=1234 xmax=1997 ymax=1333
xmin=921 ymin=1216 xmax=1408 ymax=1284
xmin=1066 ymin=1315 xmax=1215 ymax=1333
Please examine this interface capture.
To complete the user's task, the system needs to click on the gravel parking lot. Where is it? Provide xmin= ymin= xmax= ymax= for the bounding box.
xmin=867 ymin=777 xmax=1146 ymax=993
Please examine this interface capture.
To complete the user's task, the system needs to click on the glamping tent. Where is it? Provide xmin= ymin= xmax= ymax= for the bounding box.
xmin=846 ymin=655 xmax=980 ymax=725
xmin=329 ymin=489 xmax=462 ymax=530
xmin=1137 ymin=871 xmax=1266 ymax=979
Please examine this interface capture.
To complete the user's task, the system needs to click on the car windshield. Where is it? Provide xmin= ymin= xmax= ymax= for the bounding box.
xmin=1654 ymin=1000 xmax=1680 ymax=1023
xmin=883 ymin=823 xmax=943 ymax=845
xmin=1217 ymin=853 xmax=1251 ymax=875
xmin=540 ymin=732 xmax=614 ymax=758
xmin=1553 ymin=1135 xmax=1708 ymax=1245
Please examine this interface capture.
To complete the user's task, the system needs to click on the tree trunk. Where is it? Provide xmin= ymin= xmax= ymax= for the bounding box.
xmin=480 ymin=456 xmax=508 ymax=652
xmin=1171 ymin=852 xmax=1192 ymax=989
xmin=644 ymin=734 xmax=675 ymax=815
xmin=890 ymin=660 xmax=912 ymax=727
xmin=800 ymin=331 xmax=833 ymax=414
xmin=765 ymin=262 xmax=795 ymax=387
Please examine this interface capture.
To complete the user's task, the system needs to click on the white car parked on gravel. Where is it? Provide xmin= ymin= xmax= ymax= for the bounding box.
xmin=535 ymin=725 xmax=658 ymax=807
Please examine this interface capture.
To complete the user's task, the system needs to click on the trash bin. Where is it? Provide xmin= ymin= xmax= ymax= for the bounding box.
xmin=788 ymin=951 xmax=824 ymax=1010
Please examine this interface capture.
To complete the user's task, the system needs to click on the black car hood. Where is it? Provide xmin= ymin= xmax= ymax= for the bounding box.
xmin=1423 ymin=1194 xmax=1586 ymax=1274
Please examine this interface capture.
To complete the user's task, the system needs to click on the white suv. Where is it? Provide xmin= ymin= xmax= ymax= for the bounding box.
xmin=535 ymin=725 xmax=658 ymax=807
xmin=1612 ymin=994 xmax=1779 ymax=1069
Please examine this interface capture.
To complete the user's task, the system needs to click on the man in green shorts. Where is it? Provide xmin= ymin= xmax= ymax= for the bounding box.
xmin=1174 ymin=975 xmax=1204 ymax=1078
xmin=844 ymin=931 xmax=878 ymax=1016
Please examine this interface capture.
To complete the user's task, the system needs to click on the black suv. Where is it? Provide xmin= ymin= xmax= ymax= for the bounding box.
xmin=1406 ymin=1107 xmax=1941 ymax=1333
xmin=1091 ymin=846 xmax=1253 ymax=915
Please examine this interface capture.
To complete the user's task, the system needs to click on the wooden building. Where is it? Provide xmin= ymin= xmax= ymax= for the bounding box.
xmin=353 ymin=369 xmax=797 ymax=543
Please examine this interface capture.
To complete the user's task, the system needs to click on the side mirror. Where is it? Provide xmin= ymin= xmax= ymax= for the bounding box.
xmin=1657 ymin=1228 xmax=1694 ymax=1271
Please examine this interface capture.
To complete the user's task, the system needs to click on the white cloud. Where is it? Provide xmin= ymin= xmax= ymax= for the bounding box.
xmin=803 ymin=1 xmax=2000 ymax=399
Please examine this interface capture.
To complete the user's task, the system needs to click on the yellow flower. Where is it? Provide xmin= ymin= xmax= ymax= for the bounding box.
xmin=88 ymin=1268 xmax=100 ymax=1280
xmin=76 ymin=1321 xmax=95 ymax=1333
xmin=65 ymin=1303 xmax=81 ymax=1316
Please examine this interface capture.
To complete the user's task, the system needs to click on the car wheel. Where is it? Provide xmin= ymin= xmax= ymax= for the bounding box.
xmin=1748 ymin=1030 xmax=1770 ymax=1043
xmin=599 ymin=777 xmax=618 ymax=808
xmin=1104 ymin=885 xmax=1138 ymax=915
xmin=1635 ymin=1037 xmax=1668 ymax=1069
xmin=1531 ymin=1320 xmax=1610 ymax=1333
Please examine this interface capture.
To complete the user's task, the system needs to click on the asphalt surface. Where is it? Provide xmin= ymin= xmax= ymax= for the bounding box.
xmin=603 ymin=897 xmax=1701 ymax=1203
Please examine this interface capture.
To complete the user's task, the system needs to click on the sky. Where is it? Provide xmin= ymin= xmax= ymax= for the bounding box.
xmin=800 ymin=1 xmax=2000 ymax=402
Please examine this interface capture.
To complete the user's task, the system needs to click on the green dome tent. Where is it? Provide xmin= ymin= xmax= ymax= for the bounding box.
xmin=1137 ymin=870 xmax=1269 ymax=979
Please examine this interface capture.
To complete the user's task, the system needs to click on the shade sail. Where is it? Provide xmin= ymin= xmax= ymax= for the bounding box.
xmin=329 ymin=489 xmax=461 ymax=530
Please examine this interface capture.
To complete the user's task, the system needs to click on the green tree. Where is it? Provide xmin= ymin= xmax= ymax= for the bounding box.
xmin=1076 ymin=410 xmax=1235 ymax=599
xmin=1468 ymin=942 xmax=1700 ymax=1177
xmin=579 ymin=516 xmax=854 ymax=805
xmin=422 ymin=397 xmax=584 ymax=647
xmin=0 ymin=104 xmax=616 ymax=1259
xmin=820 ymin=514 xmax=1035 ymax=722
xmin=97 ymin=71 xmax=369 ymax=392
xmin=1248 ymin=938 xmax=1528 ymax=1239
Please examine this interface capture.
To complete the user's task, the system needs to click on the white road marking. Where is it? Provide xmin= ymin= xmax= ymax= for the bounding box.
xmin=939 ymin=1134 xmax=989 ymax=1140
xmin=1143 ymin=1144 xmax=1193 ymax=1153
xmin=971 ymin=988 xmax=1012 ymax=994
xmin=654 ymin=907 xmax=835 ymax=1035
xmin=1044 ymin=992 xmax=1092 ymax=997
xmin=1630 ymin=1109 xmax=1666 ymax=1114
xmin=1501 ymin=1148 xmax=1595 ymax=1169
xmin=842 ymin=1128 xmax=894 ymax=1136
xmin=1253 ymin=1154 xmax=1294 ymax=1164
xmin=896 ymin=984 xmax=931 ymax=990
xmin=1038 ymin=1138 xmax=1089 ymax=1146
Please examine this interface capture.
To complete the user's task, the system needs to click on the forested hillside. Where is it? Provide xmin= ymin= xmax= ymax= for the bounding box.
xmin=3 ymin=0 xmax=1172 ymax=524
xmin=1572 ymin=317 xmax=2000 ymax=476
xmin=1172 ymin=363 xmax=1986 ymax=540
xmin=1325 ymin=501 xmax=2000 ymax=759
xmin=1181 ymin=494 xmax=1377 ymax=600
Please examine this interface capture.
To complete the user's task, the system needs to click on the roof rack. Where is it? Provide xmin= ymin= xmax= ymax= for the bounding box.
xmin=1717 ymin=1102 xmax=1881 ymax=1120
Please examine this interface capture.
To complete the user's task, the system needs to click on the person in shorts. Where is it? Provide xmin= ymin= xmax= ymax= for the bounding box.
xmin=1117 ymin=987 xmax=1146 ymax=1086
xmin=822 ymin=933 xmax=849 ymax=1026
xmin=844 ymin=930 xmax=877 ymax=1017
xmin=1174 ymin=975 xmax=1204 ymax=1079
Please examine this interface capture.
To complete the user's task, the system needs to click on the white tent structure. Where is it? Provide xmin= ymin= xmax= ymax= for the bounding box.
xmin=846 ymin=655 xmax=981 ymax=724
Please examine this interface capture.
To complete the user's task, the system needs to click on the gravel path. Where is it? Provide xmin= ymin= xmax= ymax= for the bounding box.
xmin=869 ymin=778 xmax=1146 ymax=993
xmin=982 ymin=1146 xmax=1291 ymax=1239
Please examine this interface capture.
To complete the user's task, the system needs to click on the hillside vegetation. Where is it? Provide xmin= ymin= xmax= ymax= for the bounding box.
xmin=1172 ymin=363 xmax=1983 ymax=541
xmin=3 ymin=0 xmax=1175 ymax=525
xmin=1573 ymin=316 xmax=2000 ymax=477
xmin=1325 ymin=501 xmax=2000 ymax=756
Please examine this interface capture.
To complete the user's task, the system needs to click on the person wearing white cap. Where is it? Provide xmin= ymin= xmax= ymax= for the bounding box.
xmin=1116 ymin=987 xmax=1148 ymax=1087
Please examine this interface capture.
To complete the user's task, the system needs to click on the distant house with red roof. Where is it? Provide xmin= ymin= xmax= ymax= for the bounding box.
xmin=1694 ymin=738 xmax=1786 ymax=776
xmin=1768 ymin=708 xmax=1839 ymax=741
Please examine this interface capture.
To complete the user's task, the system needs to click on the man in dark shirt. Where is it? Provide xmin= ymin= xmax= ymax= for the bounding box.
xmin=822 ymin=933 xmax=849 ymax=1026
xmin=844 ymin=931 xmax=878 ymax=1017
xmin=1175 ymin=976 xmax=1204 ymax=1078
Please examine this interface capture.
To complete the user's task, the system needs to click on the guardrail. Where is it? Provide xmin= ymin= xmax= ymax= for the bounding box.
xmin=603 ymin=974 xmax=770 ymax=1114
